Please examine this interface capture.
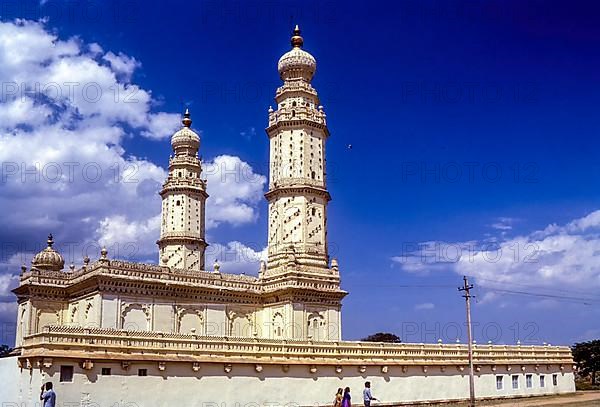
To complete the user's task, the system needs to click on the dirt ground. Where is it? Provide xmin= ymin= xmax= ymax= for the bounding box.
xmin=443 ymin=391 xmax=600 ymax=406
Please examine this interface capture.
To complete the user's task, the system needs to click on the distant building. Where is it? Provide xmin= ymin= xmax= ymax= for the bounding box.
xmin=2 ymin=27 xmax=575 ymax=406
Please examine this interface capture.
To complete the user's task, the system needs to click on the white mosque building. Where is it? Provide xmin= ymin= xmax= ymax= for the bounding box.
xmin=0 ymin=27 xmax=575 ymax=406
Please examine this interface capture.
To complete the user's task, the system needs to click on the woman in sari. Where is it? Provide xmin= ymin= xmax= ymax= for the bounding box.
xmin=333 ymin=388 xmax=343 ymax=407
xmin=341 ymin=387 xmax=351 ymax=407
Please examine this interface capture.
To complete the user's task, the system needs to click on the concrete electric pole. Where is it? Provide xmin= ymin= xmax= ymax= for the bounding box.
xmin=458 ymin=276 xmax=476 ymax=407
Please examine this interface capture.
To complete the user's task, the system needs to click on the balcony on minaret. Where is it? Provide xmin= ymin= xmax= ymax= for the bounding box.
xmin=268 ymin=105 xmax=326 ymax=127
xmin=275 ymin=81 xmax=317 ymax=97
xmin=269 ymin=176 xmax=325 ymax=191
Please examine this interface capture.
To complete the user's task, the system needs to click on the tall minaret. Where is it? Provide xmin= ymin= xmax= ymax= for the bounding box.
xmin=265 ymin=26 xmax=332 ymax=275
xmin=157 ymin=109 xmax=208 ymax=271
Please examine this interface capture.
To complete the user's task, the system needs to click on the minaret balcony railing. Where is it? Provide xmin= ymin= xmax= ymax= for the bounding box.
xmin=162 ymin=179 xmax=207 ymax=189
xmin=169 ymin=156 xmax=201 ymax=167
xmin=276 ymin=81 xmax=317 ymax=97
xmin=159 ymin=231 xmax=204 ymax=240
xmin=270 ymin=177 xmax=325 ymax=190
xmin=268 ymin=108 xmax=326 ymax=126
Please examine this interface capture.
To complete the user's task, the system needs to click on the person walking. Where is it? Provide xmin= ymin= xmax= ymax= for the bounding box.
xmin=363 ymin=382 xmax=377 ymax=407
xmin=341 ymin=387 xmax=352 ymax=407
xmin=40 ymin=382 xmax=56 ymax=407
xmin=333 ymin=388 xmax=343 ymax=407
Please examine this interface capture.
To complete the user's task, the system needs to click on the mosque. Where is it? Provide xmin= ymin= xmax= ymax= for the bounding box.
xmin=1 ymin=27 xmax=574 ymax=406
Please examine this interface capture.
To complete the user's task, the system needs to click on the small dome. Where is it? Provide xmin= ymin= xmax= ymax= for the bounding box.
xmin=171 ymin=108 xmax=200 ymax=149
xmin=32 ymin=234 xmax=65 ymax=272
xmin=278 ymin=26 xmax=316 ymax=81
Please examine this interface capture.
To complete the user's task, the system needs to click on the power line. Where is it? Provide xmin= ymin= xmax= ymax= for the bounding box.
xmin=474 ymin=277 xmax=600 ymax=299
xmin=482 ymin=287 xmax=600 ymax=305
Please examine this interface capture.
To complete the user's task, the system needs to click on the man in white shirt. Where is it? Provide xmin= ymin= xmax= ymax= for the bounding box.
xmin=363 ymin=381 xmax=377 ymax=407
xmin=40 ymin=382 xmax=56 ymax=407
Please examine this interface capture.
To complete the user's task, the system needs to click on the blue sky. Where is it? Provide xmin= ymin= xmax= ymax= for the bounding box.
xmin=1 ymin=0 xmax=600 ymax=346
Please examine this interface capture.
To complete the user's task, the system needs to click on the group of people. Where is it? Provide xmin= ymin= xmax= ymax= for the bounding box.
xmin=41 ymin=379 xmax=377 ymax=407
xmin=334 ymin=382 xmax=377 ymax=407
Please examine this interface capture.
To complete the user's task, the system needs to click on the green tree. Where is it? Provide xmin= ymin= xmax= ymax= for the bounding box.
xmin=361 ymin=332 xmax=402 ymax=343
xmin=0 ymin=344 xmax=12 ymax=357
xmin=572 ymin=340 xmax=600 ymax=385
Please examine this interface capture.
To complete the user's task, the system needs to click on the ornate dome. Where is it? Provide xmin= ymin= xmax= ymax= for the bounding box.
xmin=278 ymin=26 xmax=316 ymax=81
xmin=171 ymin=109 xmax=200 ymax=150
xmin=32 ymin=234 xmax=65 ymax=272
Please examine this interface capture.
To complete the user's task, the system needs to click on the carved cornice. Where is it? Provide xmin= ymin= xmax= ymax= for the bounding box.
xmin=266 ymin=118 xmax=329 ymax=138
xmin=14 ymin=259 xmax=345 ymax=307
xmin=19 ymin=326 xmax=575 ymax=367
xmin=265 ymin=186 xmax=331 ymax=202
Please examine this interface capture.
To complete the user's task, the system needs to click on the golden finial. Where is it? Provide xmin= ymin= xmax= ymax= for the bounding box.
xmin=291 ymin=25 xmax=303 ymax=48
xmin=47 ymin=233 xmax=54 ymax=248
xmin=182 ymin=108 xmax=192 ymax=127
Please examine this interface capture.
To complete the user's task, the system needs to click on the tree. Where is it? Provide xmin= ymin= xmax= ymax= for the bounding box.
xmin=572 ymin=340 xmax=600 ymax=385
xmin=0 ymin=344 xmax=12 ymax=357
xmin=361 ymin=332 xmax=401 ymax=343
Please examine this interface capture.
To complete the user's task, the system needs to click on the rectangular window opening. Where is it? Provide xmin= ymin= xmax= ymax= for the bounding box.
xmin=526 ymin=374 xmax=533 ymax=388
xmin=138 ymin=368 xmax=147 ymax=377
xmin=496 ymin=375 xmax=504 ymax=390
xmin=512 ymin=375 xmax=519 ymax=389
xmin=60 ymin=365 xmax=74 ymax=382
xmin=101 ymin=367 xmax=111 ymax=376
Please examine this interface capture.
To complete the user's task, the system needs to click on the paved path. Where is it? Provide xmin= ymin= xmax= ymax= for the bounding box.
xmin=481 ymin=391 xmax=600 ymax=406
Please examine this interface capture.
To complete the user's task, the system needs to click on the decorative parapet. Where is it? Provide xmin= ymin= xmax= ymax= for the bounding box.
xmin=20 ymin=326 xmax=574 ymax=367
xmin=268 ymin=107 xmax=326 ymax=127
xmin=275 ymin=81 xmax=317 ymax=98
xmin=16 ymin=259 xmax=344 ymax=296
xmin=270 ymin=177 xmax=325 ymax=190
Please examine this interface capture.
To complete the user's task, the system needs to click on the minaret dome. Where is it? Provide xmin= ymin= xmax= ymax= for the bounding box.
xmin=277 ymin=25 xmax=316 ymax=81
xmin=171 ymin=108 xmax=200 ymax=151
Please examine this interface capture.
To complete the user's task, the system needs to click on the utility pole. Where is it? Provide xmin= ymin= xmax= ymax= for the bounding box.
xmin=458 ymin=276 xmax=476 ymax=407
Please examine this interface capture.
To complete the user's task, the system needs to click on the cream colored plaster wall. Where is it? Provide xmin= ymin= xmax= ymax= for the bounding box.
xmin=3 ymin=358 xmax=575 ymax=407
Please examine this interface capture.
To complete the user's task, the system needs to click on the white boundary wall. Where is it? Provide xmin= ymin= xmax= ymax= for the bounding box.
xmin=0 ymin=357 xmax=575 ymax=407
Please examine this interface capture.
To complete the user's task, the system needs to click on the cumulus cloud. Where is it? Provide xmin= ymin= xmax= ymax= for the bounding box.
xmin=102 ymin=51 xmax=140 ymax=81
xmin=393 ymin=210 xmax=600 ymax=298
xmin=0 ymin=19 xmax=179 ymax=139
xmin=94 ymin=155 xmax=267 ymax=258
xmin=205 ymin=241 xmax=267 ymax=275
xmin=204 ymin=155 xmax=267 ymax=229
xmin=0 ymin=19 xmax=267 ymax=272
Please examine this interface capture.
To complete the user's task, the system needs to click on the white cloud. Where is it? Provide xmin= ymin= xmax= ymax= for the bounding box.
xmin=0 ymin=19 xmax=179 ymax=140
xmin=95 ymin=214 xmax=161 ymax=258
xmin=204 ymin=155 xmax=267 ymax=228
xmin=102 ymin=51 xmax=140 ymax=81
xmin=490 ymin=217 xmax=516 ymax=231
xmin=391 ymin=240 xmax=478 ymax=274
xmin=393 ymin=210 xmax=600 ymax=298
xmin=414 ymin=302 xmax=435 ymax=310
xmin=240 ymin=127 xmax=257 ymax=140
xmin=206 ymin=241 xmax=267 ymax=275
xmin=88 ymin=43 xmax=103 ymax=56
xmin=0 ymin=19 xmax=267 ymax=273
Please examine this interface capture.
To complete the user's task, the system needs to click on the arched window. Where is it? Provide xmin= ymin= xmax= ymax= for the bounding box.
xmin=311 ymin=171 xmax=316 ymax=179
xmin=176 ymin=200 xmax=181 ymax=206
xmin=291 ymin=110 xmax=296 ymax=118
